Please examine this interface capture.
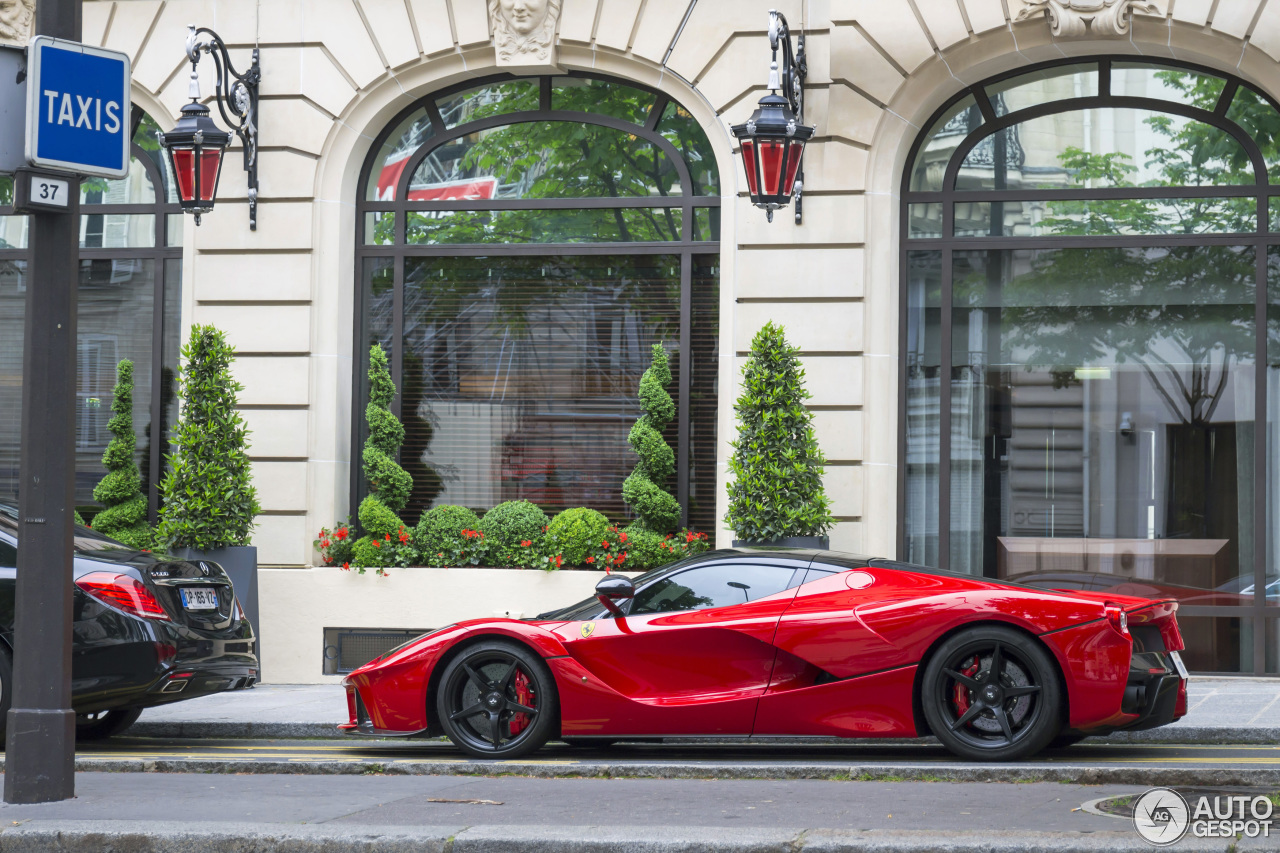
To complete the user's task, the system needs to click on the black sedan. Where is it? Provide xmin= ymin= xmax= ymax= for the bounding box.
xmin=0 ymin=505 xmax=258 ymax=739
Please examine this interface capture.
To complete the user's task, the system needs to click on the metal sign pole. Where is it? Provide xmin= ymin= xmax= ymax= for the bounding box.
xmin=4 ymin=0 xmax=82 ymax=805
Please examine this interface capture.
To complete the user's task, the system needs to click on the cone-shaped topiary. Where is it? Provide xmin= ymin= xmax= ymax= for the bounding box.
xmin=91 ymin=359 xmax=152 ymax=548
xmin=621 ymin=343 xmax=679 ymax=533
xmin=358 ymin=343 xmax=412 ymax=538
xmin=158 ymin=326 xmax=260 ymax=550
xmin=725 ymin=322 xmax=835 ymax=542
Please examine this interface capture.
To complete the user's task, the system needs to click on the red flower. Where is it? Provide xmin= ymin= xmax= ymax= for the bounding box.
xmin=585 ymin=556 xmax=595 ymax=564
xmin=372 ymin=540 xmax=382 ymax=548
xmin=341 ymin=562 xmax=350 ymax=571
xmin=601 ymin=541 xmax=610 ymax=549
xmin=385 ymin=533 xmax=392 ymax=542
xmin=336 ymin=528 xmax=348 ymax=541
xmin=686 ymin=531 xmax=696 ymax=543
xmin=320 ymin=538 xmax=330 ymax=548
xmin=619 ymin=532 xmax=628 ymax=543
xmin=398 ymin=530 xmax=410 ymax=544
xmin=520 ymin=540 xmax=532 ymax=547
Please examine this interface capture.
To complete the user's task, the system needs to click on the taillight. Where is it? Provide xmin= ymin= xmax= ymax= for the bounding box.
xmin=1105 ymin=602 xmax=1129 ymax=638
xmin=76 ymin=572 xmax=171 ymax=621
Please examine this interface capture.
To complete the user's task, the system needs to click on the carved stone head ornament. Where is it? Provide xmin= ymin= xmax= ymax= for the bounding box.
xmin=490 ymin=0 xmax=562 ymax=64
xmin=0 ymin=0 xmax=35 ymax=45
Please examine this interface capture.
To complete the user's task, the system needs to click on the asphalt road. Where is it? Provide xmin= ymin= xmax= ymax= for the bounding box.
xmin=0 ymin=772 xmax=1192 ymax=832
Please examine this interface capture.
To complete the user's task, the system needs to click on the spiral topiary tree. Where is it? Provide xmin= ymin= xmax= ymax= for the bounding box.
xmin=621 ymin=343 xmax=680 ymax=533
xmin=352 ymin=343 xmax=413 ymax=568
xmin=91 ymin=359 xmax=152 ymax=548
xmin=725 ymin=322 xmax=835 ymax=544
xmin=158 ymin=326 xmax=260 ymax=550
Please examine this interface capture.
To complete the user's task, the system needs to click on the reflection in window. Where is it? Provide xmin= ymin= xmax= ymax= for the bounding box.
xmin=0 ymin=110 xmax=183 ymax=516
xmin=1226 ymin=86 xmax=1280 ymax=183
xmin=410 ymin=121 xmax=686 ymax=201
xmin=988 ymin=64 xmax=1098 ymax=116
xmin=955 ymin=197 xmax=1255 ymax=237
xmin=372 ymin=255 xmax=719 ymax=527
xmin=551 ymin=77 xmax=655 ymax=124
xmin=909 ymin=94 xmax=983 ymax=192
xmin=404 ymin=208 xmax=684 ymax=244
xmin=961 ymin=109 xmax=1253 ymax=191
xmin=1111 ymin=63 xmax=1226 ymax=107
xmin=366 ymin=108 xmax=433 ymax=201
xmin=630 ymin=564 xmax=795 ymax=614
xmin=903 ymin=60 xmax=1280 ymax=673
xmin=948 ymin=246 xmax=1257 ymax=598
xmin=438 ymin=81 xmax=539 ymax=128
xmin=356 ymin=76 xmax=721 ymax=532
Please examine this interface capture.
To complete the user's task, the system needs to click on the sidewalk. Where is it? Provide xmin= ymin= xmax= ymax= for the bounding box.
xmin=132 ymin=677 xmax=1280 ymax=742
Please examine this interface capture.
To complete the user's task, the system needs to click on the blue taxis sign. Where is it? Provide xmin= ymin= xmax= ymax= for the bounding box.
xmin=25 ymin=36 xmax=131 ymax=179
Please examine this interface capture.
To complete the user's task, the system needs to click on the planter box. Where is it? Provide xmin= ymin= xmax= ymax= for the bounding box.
xmin=732 ymin=536 xmax=830 ymax=549
xmin=258 ymin=566 xmax=637 ymax=685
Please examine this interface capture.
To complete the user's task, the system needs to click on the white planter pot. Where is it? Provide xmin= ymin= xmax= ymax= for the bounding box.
xmin=258 ymin=566 xmax=637 ymax=685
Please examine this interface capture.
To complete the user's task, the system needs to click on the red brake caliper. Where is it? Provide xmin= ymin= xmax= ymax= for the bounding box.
xmin=953 ymin=655 xmax=981 ymax=722
xmin=509 ymin=670 xmax=535 ymax=736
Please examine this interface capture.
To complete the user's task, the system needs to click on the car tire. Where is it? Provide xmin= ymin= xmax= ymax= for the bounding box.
xmin=75 ymin=707 xmax=143 ymax=741
xmin=921 ymin=624 xmax=1062 ymax=761
xmin=436 ymin=640 xmax=558 ymax=759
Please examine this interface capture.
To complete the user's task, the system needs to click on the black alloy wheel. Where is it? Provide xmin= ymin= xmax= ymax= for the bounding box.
xmin=436 ymin=640 xmax=557 ymax=759
xmin=922 ymin=625 xmax=1062 ymax=761
xmin=75 ymin=707 xmax=143 ymax=741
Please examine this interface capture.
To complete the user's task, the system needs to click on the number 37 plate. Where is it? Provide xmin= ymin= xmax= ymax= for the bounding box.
xmin=13 ymin=170 xmax=71 ymax=213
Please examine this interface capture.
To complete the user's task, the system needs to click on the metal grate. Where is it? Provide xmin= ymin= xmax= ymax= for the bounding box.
xmin=322 ymin=627 xmax=430 ymax=676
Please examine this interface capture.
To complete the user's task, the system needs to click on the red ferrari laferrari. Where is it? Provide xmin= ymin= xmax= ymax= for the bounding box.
xmin=340 ymin=549 xmax=1189 ymax=761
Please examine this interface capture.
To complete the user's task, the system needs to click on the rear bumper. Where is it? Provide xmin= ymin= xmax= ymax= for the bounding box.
xmin=1114 ymin=671 xmax=1184 ymax=732
xmin=69 ymin=632 xmax=259 ymax=715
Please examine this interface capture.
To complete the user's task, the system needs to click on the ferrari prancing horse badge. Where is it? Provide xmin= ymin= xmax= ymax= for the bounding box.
xmin=580 ymin=622 xmax=595 ymax=638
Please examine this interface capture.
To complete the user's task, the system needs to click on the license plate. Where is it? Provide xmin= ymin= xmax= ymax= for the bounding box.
xmin=1169 ymin=650 xmax=1190 ymax=680
xmin=180 ymin=587 xmax=219 ymax=610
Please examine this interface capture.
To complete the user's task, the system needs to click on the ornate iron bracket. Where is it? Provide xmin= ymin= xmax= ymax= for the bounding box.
xmin=768 ymin=11 xmax=807 ymax=225
xmin=185 ymin=25 xmax=261 ymax=229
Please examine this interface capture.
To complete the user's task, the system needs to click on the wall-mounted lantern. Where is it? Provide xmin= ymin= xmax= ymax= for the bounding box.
xmin=158 ymin=26 xmax=260 ymax=229
xmin=730 ymin=10 xmax=813 ymax=224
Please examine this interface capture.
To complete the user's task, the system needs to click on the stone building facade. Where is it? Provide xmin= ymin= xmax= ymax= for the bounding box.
xmin=4 ymin=0 xmax=1278 ymax=677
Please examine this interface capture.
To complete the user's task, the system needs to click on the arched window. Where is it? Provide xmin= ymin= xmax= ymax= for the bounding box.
xmin=0 ymin=109 xmax=183 ymax=520
xmin=901 ymin=59 xmax=1280 ymax=675
xmin=354 ymin=74 xmax=720 ymax=531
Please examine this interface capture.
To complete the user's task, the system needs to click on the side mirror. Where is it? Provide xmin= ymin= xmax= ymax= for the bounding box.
xmin=595 ymin=575 xmax=634 ymax=617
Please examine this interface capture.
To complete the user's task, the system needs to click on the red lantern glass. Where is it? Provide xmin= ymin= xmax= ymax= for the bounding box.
xmin=731 ymin=93 xmax=813 ymax=218
xmin=158 ymin=101 xmax=231 ymax=222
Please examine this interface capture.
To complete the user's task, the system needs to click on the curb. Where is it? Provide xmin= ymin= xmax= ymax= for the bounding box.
xmin=0 ymin=822 xmax=1255 ymax=853
xmin=43 ymin=757 xmax=1280 ymax=787
xmin=127 ymin=720 xmax=1280 ymax=745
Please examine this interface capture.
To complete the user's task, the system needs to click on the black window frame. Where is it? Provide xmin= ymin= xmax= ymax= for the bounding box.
xmin=897 ymin=56 xmax=1280 ymax=675
xmin=352 ymin=71 xmax=721 ymax=526
xmin=0 ymin=106 xmax=183 ymax=523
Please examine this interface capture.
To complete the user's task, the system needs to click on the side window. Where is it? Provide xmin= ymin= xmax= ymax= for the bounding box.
xmin=0 ymin=539 xmax=15 ymax=569
xmin=630 ymin=564 xmax=797 ymax=615
xmin=799 ymin=567 xmax=835 ymax=586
